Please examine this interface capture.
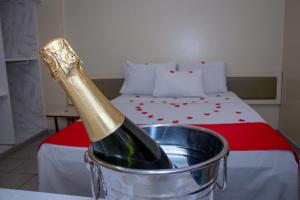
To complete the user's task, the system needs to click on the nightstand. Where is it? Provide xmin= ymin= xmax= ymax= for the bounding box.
xmin=46 ymin=105 xmax=80 ymax=132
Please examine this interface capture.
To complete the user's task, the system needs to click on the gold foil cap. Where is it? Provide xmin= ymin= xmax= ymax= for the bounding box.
xmin=40 ymin=38 xmax=125 ymax=142
xmin=40 ymin=38 xmax=81 ymax=81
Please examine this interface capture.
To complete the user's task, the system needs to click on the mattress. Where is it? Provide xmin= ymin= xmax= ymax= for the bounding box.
xmin=38 ymin=92 xmax=298 ymax=199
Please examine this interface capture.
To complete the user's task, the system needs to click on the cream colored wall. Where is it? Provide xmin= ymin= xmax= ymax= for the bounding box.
xmin=279 ymin=0 xmax=300 ymax=145
xmin=37 ymin=0 xmax=285 ymax=129
xmin=37 ymin=0 xmax=67 ymax=128
xmin=63 ymin=0 xmax=284 ymax=78
xmin=252 ymin=105 xmax=279 ymax=128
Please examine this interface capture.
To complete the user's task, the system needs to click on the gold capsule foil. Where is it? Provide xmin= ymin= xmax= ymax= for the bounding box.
xmin=40 ymin=38 xmax=125 ymax=142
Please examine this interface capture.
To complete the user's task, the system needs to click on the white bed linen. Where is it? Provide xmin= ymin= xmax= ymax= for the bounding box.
xmin=111 ymin=92 xmax=264 ymax=124
xmin=38 ymin=92 xmax=298 ymax=200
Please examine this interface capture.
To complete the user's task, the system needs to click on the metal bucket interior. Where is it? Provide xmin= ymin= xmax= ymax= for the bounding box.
xmin=85 ymin=124 xmax=229 ymax=200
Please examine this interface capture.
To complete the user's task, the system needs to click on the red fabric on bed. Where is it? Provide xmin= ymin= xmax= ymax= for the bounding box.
xmin=42 ymin=122 xmax=91 ymax=148
xmin=41 ymin=121 xmax=295 ymax=154
xmin=193 ymin=123 xmax=294 ymax=151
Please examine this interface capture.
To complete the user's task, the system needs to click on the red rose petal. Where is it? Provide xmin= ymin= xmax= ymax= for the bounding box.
xmin=157 ymin=118 xmax=164 ymax=121
xmin=216 ymin=106 xmax=221 ymax=109
xmin=239 ymin=119 xmax=245 ymax=122
xmin=148 ymin=115 xmax=154 ymax=118
xmin=186 ymin=116 xmax=193 ymax=120
xmin=236 ymin=111 xmax=242 ymax=114
xmin=182 ymin=102 xmax=188 ymax=105
xmin=135 ymin=95 xmax=140 ymax=98
xmin=215 ymin=103 xmax=221 ymax=106
xmin=174 ymin=104 xmax=180 ymax=108
xmin=170 ymin=70 xmax=175 ymax=73
xmin=136 ymin=108 xmax=142 ymax=111
xmin=142 ymin=111 xmax=148 ymax=115
xmin=172 ymin=120 xmax=179 ymax=124
xmin=136 ymin=106 xmax=141 ymax=109
xmin=204 ymin=113 xmax=210 ymax=116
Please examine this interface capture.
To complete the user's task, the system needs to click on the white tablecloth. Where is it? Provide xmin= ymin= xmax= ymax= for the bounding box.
xmin=0 ymin=188 xmax=94 ymax=200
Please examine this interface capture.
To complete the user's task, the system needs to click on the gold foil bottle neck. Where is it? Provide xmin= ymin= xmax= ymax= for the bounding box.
xmin=40 ymin=38 xmax=125 ymax=142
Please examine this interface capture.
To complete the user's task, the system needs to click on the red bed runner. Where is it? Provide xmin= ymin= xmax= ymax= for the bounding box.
xmin=41 ymin=121 xmax=296 ymax=159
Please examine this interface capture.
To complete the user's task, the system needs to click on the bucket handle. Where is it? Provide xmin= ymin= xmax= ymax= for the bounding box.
xmin=216 ymin=156 xmax=227 ymax=191
xmin=84 ymin=152 xmax=107 ymax=199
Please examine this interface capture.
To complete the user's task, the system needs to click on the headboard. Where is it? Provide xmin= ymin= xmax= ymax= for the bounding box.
xmin=67 ymin=73 xmax=281 ymax=105
xmin=89 ymin=72 xmax=281 ymax=104
xmin=92 ymin=79 xmax=124 ymax=100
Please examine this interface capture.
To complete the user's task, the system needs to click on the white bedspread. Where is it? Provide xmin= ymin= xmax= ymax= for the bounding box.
xmin=112 ymin=92 xmax=264 ymax=124
xmin=38 ymin=92 xmax=298 ymax=200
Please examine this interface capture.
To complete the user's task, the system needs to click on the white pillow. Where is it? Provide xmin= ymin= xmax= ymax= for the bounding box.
xmin=120 ymin=61 xmax=176 ymax=95
xmin=178 ymin=62 xmax=227 ymax=93
xmin=153 ymin=68 xmax=206 ymax=97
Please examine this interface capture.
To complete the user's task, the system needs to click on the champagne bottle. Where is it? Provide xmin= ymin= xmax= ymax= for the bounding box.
xmin=40 ymin=38 xmax=172 ymax=169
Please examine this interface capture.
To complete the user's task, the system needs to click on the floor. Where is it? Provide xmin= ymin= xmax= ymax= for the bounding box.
xmin=0 ymin=128 xmax=45 ymax=155
xmin=0 ymin=131 xmax=52 ymax=191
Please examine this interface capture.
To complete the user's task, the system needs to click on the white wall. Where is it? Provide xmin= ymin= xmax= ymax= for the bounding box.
xmin=37 ymin=0 xmax=68 ymax=129
xmin=63 ymin=0 xmax=284 ymax=78
xmin=37 ymin=0 xmax=65 ymax=113
xmin=37 ymin=0 xmax=285 ymax=128
xmin=251 ymin=105 xmax=279 ymax=129
xmin=279 ymin=0 xmax=300 ymax=145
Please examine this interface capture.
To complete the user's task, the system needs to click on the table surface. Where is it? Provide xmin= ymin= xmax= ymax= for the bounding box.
xmin=46 ymin=105 xmax=79 ymax=117
xmin=0 ymin=188 xmax=98 ymax=200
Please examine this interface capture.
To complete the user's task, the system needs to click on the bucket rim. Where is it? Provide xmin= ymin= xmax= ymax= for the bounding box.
xmin=86 ymin=124 xmax=229 ymax=175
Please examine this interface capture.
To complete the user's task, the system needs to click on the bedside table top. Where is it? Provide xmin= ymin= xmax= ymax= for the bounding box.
xmin=46 ymin=105 xmax=79 ymax=118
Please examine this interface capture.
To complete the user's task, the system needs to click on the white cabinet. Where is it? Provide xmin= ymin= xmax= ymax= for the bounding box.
xmin=0 ymin=0 xmax=46 ymax=145
xmin=0 ymin=23 xmax=15 ymax=144
xmin=0 ymin=0 xmax=39 ymax=60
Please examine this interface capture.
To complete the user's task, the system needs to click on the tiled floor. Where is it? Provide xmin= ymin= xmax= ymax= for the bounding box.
xmin=0 ymin=145 xmax=11 ymax=154
xmin=0 ymin=132 xmax=52 ymax=191
xmin=0 ymin=128 xmax=45 ymax=155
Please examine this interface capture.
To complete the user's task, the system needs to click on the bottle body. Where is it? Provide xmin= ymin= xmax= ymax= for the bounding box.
xmin=93 ymin=118 xmax=172 ymax=169
xmin=40 ymin=38 xmax=172 ymax=169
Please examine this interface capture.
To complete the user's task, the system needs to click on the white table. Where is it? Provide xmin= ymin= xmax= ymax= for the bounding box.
xmin=0 ymin=188 xmax=98 ymax=200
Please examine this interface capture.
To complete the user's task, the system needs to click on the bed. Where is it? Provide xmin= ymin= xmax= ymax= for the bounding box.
xmin=38 ymin=61 xmax=297 ymax=199
xmin=38 ymin=92 xmax=298 ymax=200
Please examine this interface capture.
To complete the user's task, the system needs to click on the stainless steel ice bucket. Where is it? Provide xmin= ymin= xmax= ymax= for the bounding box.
xmin=84 ymin=124 xmax=229 ymax=200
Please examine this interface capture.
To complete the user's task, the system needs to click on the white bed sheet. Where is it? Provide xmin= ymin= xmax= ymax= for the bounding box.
xmin=38 ymin=92 xmax=298 ymax=200
xmin=111 ymin=92 xmax=264 ymax=125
